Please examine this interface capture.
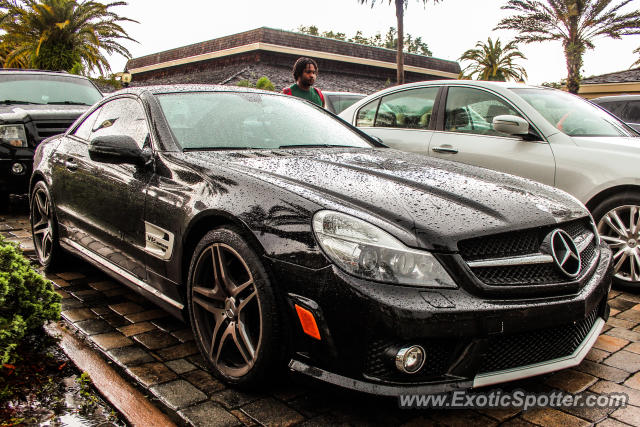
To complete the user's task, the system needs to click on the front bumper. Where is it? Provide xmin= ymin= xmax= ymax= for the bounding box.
xmin=290 ymin=314 xmax=604 ymax=396
xmin=269 ymin=242 xmax=612 ymax=396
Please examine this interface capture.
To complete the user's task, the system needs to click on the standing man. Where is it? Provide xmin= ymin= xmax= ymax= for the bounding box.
xmin=283 ymin=57 xmax=325 ymax=108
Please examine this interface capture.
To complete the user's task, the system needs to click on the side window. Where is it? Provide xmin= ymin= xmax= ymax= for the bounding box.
xmin=599 ymin=101 xmax=626 ymax=118
xmin=375 ymin=87 xmax=439 ymax=129
xmin=72 ymin=108 xmax=101 ymax=140
xmin=622 ymin=101 xmax=640 ymax=123
xmin=356 ymin=99 xmax=379 ymax=127
xmin=444 ymin=87 xmax=522 ymax=137
xmin=90 ymin=97 xmax=149 ymax=149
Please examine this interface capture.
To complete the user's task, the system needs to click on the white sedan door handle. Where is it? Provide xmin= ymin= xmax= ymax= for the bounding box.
xmin=431 ymin=145 xmax=458 ymax=154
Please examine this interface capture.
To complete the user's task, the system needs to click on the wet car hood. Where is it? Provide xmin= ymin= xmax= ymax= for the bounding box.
xmin=0 ymin=104 xmax=89 ymax=122
xmin=186 ymin=148 xmax=587 ymax=251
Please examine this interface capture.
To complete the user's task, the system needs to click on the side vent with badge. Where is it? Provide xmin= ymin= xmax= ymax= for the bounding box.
xmin=145 ymin=222 xmax=175 ymax=260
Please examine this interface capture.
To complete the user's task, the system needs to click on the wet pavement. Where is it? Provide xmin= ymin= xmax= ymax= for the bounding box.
xmin=3 ymin=203 xmax=640 ymax=426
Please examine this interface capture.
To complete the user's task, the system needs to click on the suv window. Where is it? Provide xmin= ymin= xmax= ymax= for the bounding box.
xmin=623 ymin=101 xmax=640 ymax=123
xmin=90 ymin=98 xmax=149 ymax=149
xmin=598 ymin=101 xmax=627 ymax=118
xmin=327 ymin=94 xmax=365 ymax=114
xmin=444 ymin=87 xmax=522 ymax=137
xmin=375 ymin=87 xmax=439 ymax=129
xmin=0 ymin=73 xmax=102 ymax=106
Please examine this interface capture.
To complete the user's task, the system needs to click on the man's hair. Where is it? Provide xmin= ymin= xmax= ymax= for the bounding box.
xmin=293 ymin=57 xmax=319 ymax=80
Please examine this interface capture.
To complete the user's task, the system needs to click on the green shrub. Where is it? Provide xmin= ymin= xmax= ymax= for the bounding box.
xmin=0 ymin=236 xmax=60 ymax=364
xmin=236 ymin=79 xmax=252 ymax=88
xmin=255 ymin=76 xmax=275 ymax=91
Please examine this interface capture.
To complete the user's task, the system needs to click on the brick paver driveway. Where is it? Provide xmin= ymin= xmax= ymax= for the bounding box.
xmin=3 ymin=201 xmax=640 ymax=426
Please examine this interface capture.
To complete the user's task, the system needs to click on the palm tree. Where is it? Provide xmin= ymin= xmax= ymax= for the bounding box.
xmin=459 ymin=37 xmax=527 ymax=82
xmin=632 ymin=46 xmax=640 ymax=68
xmin=496 ymin=0 xmax=640 ymax=94
xmin=358 ymin=0 xmax=441 ymax=85
xmin=0 ymin=0 xmax=137 ymax=74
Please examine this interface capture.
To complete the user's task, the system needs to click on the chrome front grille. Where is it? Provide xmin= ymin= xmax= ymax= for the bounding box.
xmin=459 ymin=218 xmax=598 ymax=286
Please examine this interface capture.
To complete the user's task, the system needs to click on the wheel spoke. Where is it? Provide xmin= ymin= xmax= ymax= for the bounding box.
xmin=236 ymin=321 xmax=256 ymax=360
xmin=631 ymin=250 xmax=640 ymax=282
xmin=614 ymin=250 xmax=629 ymax=274
xmin=605 ymin=211 xmax=629 ymax=239
xmin=32 ymin=217 xmax=48 ymax=231
xmin=231 ymin=322 xmax=252 ymax=364
xmin=214 ymin=321 xmax=235 ymax=366
xmin=193 ymin=284 xmax=225 ymax=302
xmin=42 ymin=230 xmax=52 ymax=258
xmin=213 ymin=246 xmax=235 ymax=294
xmin=601 ymin=235 xmax=627 ymax=248
xmin=237 ymin=290 xmax=257 ymax=314
xmin=630 ymin=206 xmax=639 ymax=235
xmin=231 ymin=279 xmax=254 ymax=297
xmin=35 ymin=191 xmax=47 ymax=218
xmin=193 ymin=295 xmax=224 ymax=316
xmin=33 ymin=223 xmax=49 ymax=235
xmin=208 ymin=312 xmax=227 ymax=358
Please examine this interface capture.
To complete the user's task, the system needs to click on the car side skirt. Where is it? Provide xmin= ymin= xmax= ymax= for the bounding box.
xmin=61 ymin=239 xmax=185 ymax=318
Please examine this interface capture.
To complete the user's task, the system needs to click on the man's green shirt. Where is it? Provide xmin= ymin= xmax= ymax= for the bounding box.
xmin=289 ymin=84 xmax=322 ymax=107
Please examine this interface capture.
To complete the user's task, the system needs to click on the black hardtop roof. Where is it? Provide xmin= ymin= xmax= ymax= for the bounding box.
xmin=109 ymin=84 xmax=289 ymax=97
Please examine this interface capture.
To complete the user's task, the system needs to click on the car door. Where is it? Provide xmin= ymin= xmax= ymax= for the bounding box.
xmin=61 ymin=96 xmax=152 ymax=280
xmin=428 ymin=86 xmax=556 ymax=186
xmin=354 ymin=86 xmax=440 ymax=154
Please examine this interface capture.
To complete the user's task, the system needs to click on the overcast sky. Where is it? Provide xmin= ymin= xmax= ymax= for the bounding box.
xmin=107 ymin=0 xmax=640 ymax=85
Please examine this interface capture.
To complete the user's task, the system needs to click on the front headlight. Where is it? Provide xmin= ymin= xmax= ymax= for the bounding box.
xmin=312 ymin=210 xmax=457 ymax=288
xmin=0 ymin=124 xmax=28 ymax=148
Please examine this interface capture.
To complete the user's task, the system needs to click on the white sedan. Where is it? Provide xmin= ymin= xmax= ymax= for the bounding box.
xmin=340 ymin=80 xmax=640 ymax=287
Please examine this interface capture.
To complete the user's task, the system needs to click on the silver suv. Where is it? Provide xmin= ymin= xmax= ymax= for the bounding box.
xmin=340 ymin=80 xmax=640 ymax=287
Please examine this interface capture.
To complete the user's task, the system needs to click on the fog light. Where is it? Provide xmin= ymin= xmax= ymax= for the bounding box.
xmin=395 ymin=345 xmax=425 ymax=374
xmin=11 ymin=162 xmax=25 ymax=175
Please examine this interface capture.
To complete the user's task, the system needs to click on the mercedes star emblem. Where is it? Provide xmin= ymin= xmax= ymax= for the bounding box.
xmin=548 ymin=229 xmax=581 ymax=278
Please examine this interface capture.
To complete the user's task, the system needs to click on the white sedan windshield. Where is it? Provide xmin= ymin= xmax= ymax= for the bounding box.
xmin=513 ymin=88 xmax=635 ymax=137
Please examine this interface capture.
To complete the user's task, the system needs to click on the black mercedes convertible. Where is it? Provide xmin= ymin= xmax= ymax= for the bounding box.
xmin=30 ymin=85 xmax=612 ymax=396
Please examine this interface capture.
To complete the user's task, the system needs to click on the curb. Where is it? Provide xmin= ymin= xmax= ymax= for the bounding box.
xmin=45 ymin=322 xmax=177 ymax=427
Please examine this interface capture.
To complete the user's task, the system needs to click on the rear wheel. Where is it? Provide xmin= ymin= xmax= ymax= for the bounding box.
xmin=187 ymin=227 xmax=283 ymax=387
xmin=592 ymin=192 xmax=640 ymax=287
xmin=30 ymin=181 xmax=62 ymax=270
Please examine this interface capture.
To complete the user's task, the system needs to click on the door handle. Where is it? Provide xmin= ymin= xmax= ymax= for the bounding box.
xmin=431 ymin=145 xmax=458 ymax=154
xmin=65 ymin=158 xmax=78 ymax=171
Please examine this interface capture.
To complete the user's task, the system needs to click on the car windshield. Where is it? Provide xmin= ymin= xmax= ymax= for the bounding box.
xmin=0 ymin=74 xmax=102 ymax=105
xmin=157 ymin=91 xmax=374 ymax=150
xmin=513 ymin=88 xmax=635 ymax=137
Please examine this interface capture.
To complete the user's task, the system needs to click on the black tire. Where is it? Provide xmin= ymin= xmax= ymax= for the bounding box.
xmin=30 ymin=181 xmax=63 ymax=270
xmin=187 ymin=227 xmax=283 ymax=387
xmin=591 ymin=191 xmax=640 ymax=288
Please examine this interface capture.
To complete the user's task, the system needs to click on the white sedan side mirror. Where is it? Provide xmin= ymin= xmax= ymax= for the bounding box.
xmin=492 ymin=115 xmax=529 ymax=135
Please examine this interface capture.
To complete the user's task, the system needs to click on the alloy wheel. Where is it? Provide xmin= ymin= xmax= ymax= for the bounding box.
xmin=191 ymin=243 xmax=263 ymax=378
xmin=597 ymin=205 xmax=640 ymax=283
xmin=31 ymin=186 xmax=54 ymax=264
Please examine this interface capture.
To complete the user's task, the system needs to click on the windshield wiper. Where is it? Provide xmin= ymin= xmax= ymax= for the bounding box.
xmin=183 ymin=147 xmax=258 ymax=151
xmin=0 ymin=99 xmax=43 ymax=105
xmin=278 ymin=144 xmax=358 ymax=149
xmin=47 ymin=101 xmax=91 ymax=105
